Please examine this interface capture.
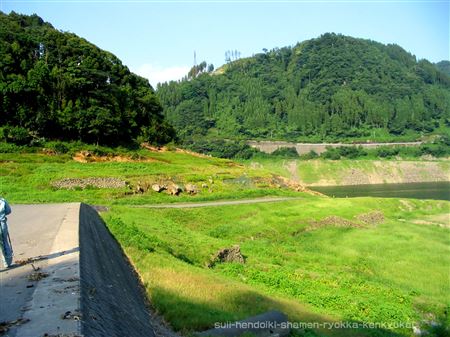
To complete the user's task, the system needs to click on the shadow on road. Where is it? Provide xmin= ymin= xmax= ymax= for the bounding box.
xmin=0 ymin=247 xmax=79 ymax=274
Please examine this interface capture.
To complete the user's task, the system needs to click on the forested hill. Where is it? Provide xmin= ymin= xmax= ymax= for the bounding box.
xmin=435 ymin=61 xmax=450 ymax=77
xmin=157 ymin=33 xmax=450 ymax=142
xmin=0 ymin=12 xmax=175 ymax=145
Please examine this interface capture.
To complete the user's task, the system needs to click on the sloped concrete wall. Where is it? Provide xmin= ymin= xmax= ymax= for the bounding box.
xmin=247 ymin=140 xmax=422 ymax=155
xmin=79 ymin=203 xmax=155 ymax=337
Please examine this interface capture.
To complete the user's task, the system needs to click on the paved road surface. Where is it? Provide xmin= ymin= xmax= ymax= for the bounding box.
xmin=0 ymin=203 xmax=80 ymax=337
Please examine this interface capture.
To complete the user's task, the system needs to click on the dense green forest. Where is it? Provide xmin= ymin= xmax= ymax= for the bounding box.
xmin=1 ymin=12 xmax=449 ymax=147
xmin=435 ymin=60 xmax=450 ymax=77
xmin=157 ymin=33 xmax=450 ymax=142
xmin=0 ymin=12 xmax=175 ymax=145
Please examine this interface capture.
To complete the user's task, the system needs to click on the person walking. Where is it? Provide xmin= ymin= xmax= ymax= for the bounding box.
xmin=0 ymin=198 xmax=13 ymax=268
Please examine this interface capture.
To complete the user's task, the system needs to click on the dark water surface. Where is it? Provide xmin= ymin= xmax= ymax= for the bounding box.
xmin=311 ymin=182 xmax=450 ymax=201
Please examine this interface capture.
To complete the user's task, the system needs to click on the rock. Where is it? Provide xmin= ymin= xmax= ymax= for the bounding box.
xmin=61 ymin=310 xmax=82 ymax=320
xmin=152 ymin=184 xmax=165 ymax=193
xmin=27 ymin=272 xmax=49 ymax=281
xmin=167 ymin=184 xmax=182 ymax=196
xmin=41 ymin=148 xmax=57 ymax=155
xmin=135 ymin=182 xmax=145 ymax=194
xmin=209 ymin=245 xmax=245 ymax=268
xmin=185 ymin=183 xmax=198 ymax=195
xmin=81 ymin=150 xmax=93 ymax=158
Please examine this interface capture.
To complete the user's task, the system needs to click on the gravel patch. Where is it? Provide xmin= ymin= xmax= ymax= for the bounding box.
xmin=52 ymin=178 xmax=127 ymax=189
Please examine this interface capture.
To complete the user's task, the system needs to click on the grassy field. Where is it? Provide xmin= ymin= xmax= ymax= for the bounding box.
xmin=1 ymin=147 xmax=449 ymax=337
xmin=0 ymin=149 xmax=301 ymax=205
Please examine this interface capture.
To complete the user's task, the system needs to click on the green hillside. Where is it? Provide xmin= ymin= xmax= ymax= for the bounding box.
xmin=435 ymin=61 xmax=450 ymax=77
xmin=157 ymin=33 xmax=450 ymax=142
xmin=0 ymin=12 xmax=175 ymax=145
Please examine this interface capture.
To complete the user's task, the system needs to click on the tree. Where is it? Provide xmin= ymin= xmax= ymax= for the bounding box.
xmin=0 ymin=12 xmax=175 ymax=145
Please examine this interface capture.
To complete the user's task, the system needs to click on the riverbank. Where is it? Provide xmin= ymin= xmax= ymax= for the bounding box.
xmin=247 ymin=140 xmax=422 ymax=155
xmin=248 ymin=158 xmax=450 ymax=186
xmin=312 ymin=182 xmax=450 ymax=201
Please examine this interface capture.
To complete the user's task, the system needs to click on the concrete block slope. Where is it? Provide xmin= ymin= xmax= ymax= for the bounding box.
xmin=79 ymin=203 xmax=155 ymax=337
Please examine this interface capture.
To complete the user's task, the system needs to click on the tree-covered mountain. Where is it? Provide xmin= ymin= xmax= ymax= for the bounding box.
xmin=0 ymin=12 xmax=175 ymax=145
xmin=435 ymin=60 xmax=450 ymax=77
xmin=157 ymin=33 xmax=450 ymax=142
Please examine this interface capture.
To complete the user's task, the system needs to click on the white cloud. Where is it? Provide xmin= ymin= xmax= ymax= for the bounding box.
xmin=132 ymin=63 xmax=190 ymax=88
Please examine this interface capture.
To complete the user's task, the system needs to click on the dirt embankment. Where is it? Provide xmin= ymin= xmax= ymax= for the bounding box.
xmin=248 ymin=140 xmax=422 ymax=155
xmin=284 ymin=160 xmax=450 ymax=186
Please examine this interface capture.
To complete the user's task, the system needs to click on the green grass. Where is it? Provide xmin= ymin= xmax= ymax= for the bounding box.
xmin=104 ymin=197 xmax=450 ymax=337
xmin=0 ymin=150 xmax=301 ymax=205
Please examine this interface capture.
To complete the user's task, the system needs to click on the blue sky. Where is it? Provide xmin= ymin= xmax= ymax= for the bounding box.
xmin=1 ymin=0 xmax=449 ymax=86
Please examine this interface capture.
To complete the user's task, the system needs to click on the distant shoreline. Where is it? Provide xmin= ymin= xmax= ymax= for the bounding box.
xmin=248 ymin=140 xmax=422 ymax=155
xmin=250 ymin=158 xmax=450 ymax=187
xmin=296 ymin=160 xmax=449 ymax=186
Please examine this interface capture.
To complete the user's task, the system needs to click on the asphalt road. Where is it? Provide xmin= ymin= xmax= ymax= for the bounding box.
xmin=0 ymin=203 xmax=78 ymax=336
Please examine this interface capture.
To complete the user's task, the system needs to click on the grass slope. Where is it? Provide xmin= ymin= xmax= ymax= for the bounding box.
xmin=104 ymin=197 xmax=449 ymax=337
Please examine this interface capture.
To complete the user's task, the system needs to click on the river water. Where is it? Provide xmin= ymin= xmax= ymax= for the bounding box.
xmin=311 ymin=182 xmax=450 ymax=201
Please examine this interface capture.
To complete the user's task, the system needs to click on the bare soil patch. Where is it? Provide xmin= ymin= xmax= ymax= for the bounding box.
xmin=356 ymin=211 xmax=385 ymax=225
xmin=294 ymin=211 xmax=384 ymax=234
xmin=140 ymin=142 xmax=211 ymax=158
xmin=72 ymin=150 xmax=157 ymax=163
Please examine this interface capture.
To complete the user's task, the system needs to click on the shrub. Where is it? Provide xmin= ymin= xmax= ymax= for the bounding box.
xmin=0 ymin=142 xmax=22 ymax=153
xmin=46 ymin=142 xmax=70 ymax=154
xmin=299 ymin=150 xmax=319 ymax=160
xmin=271 ymin=147 xmax=299 ymax=158
xmin=321 ymin=147 xmax=341 ymax=160
xmin=337 ymin=146 xmax=367 ymax=158
xmin=420 ymin=144 xmax=449 ymax=157
xmin=2 ymin=126 xmax=32 ymax=145
xmin=376 ymin=146 xmax=400 ymax=158
xmin=184 ymin=139 xmax=258 ymax=159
